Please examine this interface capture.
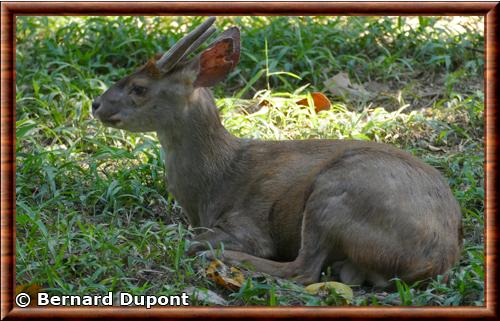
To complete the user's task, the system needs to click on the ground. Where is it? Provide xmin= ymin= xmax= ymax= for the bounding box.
xmin=15 ymin=16 xmax=484 ymax=306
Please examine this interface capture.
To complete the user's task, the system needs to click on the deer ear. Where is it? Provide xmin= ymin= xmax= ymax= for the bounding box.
xmin=193 ymin=27 xmax=240 ymax=87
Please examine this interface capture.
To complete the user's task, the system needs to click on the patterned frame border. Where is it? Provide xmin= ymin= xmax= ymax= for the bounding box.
xmin=1 ymin=2 xmax=498 ymax=319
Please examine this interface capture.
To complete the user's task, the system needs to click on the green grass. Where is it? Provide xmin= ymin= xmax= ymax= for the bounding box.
xmin=16 ymin=16 xmax=484 ymax=306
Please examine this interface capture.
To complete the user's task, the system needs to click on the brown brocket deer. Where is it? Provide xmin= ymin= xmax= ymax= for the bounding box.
xmin=93 ymin=17 xmax=463 ymax=287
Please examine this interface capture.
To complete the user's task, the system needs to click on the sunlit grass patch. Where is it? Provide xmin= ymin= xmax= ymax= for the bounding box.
xmin=15 ymin=16 xmax=484 ymax=306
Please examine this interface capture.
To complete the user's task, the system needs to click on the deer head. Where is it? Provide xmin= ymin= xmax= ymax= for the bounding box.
xmin=92 ymin=17 xmax=240 ymax=133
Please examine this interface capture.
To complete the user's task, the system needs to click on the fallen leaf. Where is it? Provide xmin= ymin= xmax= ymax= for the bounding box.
xmin=258 ymin=99 xmax=270 ymax=108
xmin=296 ymin=92 xmax=332 ymax=113
xmin=324 ymin=72 xmax=373 ymax=100
xmin=304 ymin=281 xmax=354 ymax=304
xmin=15 ymin=283 xmax=43 ymax=306
xmin=206 ymin=259 xmax=245 ymax=291
xmin=184 ymin=286 xmax=228 ymax=306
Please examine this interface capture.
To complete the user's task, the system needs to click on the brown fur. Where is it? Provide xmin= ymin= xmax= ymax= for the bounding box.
xmin=93 ymin=23 xmax=463 ymax=287
xmin=143 ymin=60 xmax=162 ymax=79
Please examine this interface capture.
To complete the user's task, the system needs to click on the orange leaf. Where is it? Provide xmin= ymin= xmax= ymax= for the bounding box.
xmin=16 ymin=283 xmax=43 ymax=306
xmin=296 ymin=92 xmax=331 ymax=113
xmin=206 ymin=259 xmax=245 ymax=291
xmin=258 ymin=99 xmax=270 ymax=107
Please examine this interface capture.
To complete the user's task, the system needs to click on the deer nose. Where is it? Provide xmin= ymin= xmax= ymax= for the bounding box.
xmin=92 ymin=99 xmax=101 ymax=113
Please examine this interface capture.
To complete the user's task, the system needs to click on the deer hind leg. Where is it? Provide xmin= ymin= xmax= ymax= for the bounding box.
xmin=203 ymin=239 xmax=326 ymax=284
xmin=212 ymin=248 xmax=327 ymax=285
xmin=211 ymin=203 xmax=338 ymax=285
xmin=212 ymin=250 xmax=304 ymax=280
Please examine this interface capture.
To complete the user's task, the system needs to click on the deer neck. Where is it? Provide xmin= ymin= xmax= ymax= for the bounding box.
xmin=156 ymin=88 xmax=239 ymax=226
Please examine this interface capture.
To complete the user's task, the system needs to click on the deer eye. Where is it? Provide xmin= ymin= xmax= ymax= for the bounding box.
xmin=130 ymin=85 xmax=147 ymax=96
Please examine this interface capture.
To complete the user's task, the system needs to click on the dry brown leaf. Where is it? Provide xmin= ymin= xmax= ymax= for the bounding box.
xmin=324 ymin=72 xmax=373 ymax=100
xmin=296 ymin=92 xmax=332 ymax=113
xmin=258 ymin=99 xmax=270 ymax=108
xmin=15 ymin=283 xmax=43 ymax=306
xmin=206 ymin=259 xmax=245 ymax=291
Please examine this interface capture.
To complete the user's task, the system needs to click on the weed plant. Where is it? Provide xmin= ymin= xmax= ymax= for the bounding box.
xmin=16 ymin=16 xmax=484 ymax=306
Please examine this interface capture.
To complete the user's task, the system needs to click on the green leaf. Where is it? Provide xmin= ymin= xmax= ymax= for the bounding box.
xmin=16 ymin=119 xmax=38 ymax=138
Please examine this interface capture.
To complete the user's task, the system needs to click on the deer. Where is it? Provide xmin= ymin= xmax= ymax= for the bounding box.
xmin=92 ymin=17 xmax=463 ymax=287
